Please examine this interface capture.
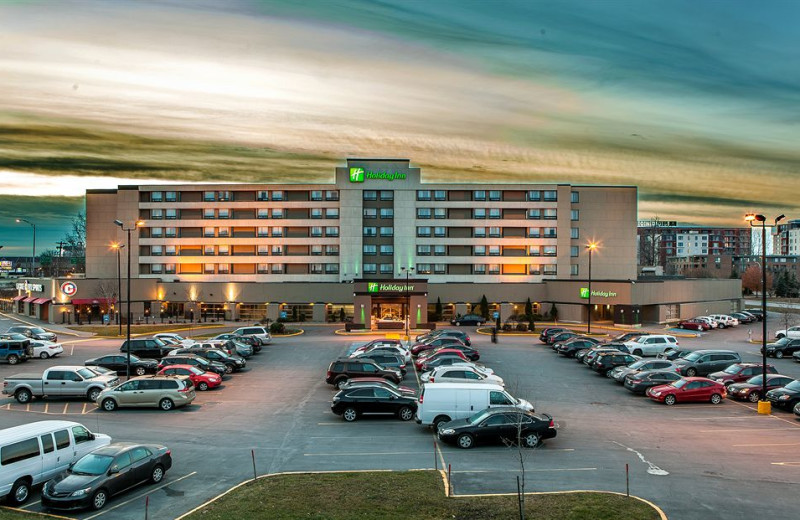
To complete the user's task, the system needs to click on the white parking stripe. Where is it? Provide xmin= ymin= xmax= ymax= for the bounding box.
xmin=452 ymin=467 xmax=596 ymax=473
xmin=81 ymin=471 xmax=196 ymax=520
xmin=304 ymin=451 xmax=432 ymax=456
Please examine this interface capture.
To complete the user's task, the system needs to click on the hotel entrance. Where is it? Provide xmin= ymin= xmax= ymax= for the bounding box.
xmin=352 ymin=279 xmax=429 ymax=331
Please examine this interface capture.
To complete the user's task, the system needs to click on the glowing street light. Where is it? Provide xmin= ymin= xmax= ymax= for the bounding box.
xmin=114 ymin=219 xmax=145 ymax=379
xmin=586 ymin=242 xmax=598 ymax=334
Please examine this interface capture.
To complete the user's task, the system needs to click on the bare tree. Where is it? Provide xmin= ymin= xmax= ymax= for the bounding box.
xmin=95 ymin=281 xmax=117 ymax=325
xmin=638 ymin=217 xmax=667 ymax=267
xmin=742 ymin=265 xmax=773 ymax=295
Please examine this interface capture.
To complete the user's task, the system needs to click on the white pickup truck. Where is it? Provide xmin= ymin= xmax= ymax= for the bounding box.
xmin=2 ymin=366 xmax=120 ymax=404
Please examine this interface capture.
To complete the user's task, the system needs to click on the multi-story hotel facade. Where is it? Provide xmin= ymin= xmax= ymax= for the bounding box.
xmin=11 ymin=159 xmax=743 ymax=327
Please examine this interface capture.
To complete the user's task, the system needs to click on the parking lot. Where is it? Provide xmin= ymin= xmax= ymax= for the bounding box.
xmin=2 ymin=317 xmax=800 ymax=519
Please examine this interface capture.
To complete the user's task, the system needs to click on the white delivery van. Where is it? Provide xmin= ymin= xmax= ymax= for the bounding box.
xmin=0 ymin=420 xmax=111 ymax=505
xmin=415 ymin=382 xmax=533 ymax=428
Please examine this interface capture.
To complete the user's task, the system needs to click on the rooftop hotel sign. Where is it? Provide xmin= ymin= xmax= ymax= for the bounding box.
xmin=349 ymin=167 xmax=407 ymax=183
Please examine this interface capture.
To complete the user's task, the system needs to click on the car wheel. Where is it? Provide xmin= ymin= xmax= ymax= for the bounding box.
xmin=15 ymin=388 xmax=32 ymax=404
xmin=748 ymin=392 xmax=760 ymax=403
xmin=7 ymin=354 xmax=19 ymax=365
xmin=776 ymin=351 xmax=784 ymax=359
xmin=433 ymin=415 xmax=451 ymax=429
xmin=197 ymin=381 xmax=209 ymax=391
xmin=457 ymin=433 xmax=474 ymax=449
xmin=135 ymin=366 xmax=147 ymax=376
xmin=686 ymin=368 xmax=697 ymax=377
xmin=224 ymin=364 xmax=233 ymax=374
xmin=523 ymin=432 xmax=540 ymax=448
xmin=334 ymin=378 xmax=347 ymax=390
xmin=455 ymin=321 xmax=461 ymax=326
xmin=159 ymin=398 xmax=175 ymax=411
xmin=150 ymin=464 xmax=165 ymax=484
xmin=87 ymin=388 xmax=101 ymax=402
xmin=664 ymin=394 xmax=677 ymax=405
xmin=40 ymin=352 xmax=49 ymax=359
xmin=776 ymin=333 xmax=785 ymax=339
xmin=398 ymin=406 xmax=414 ymax=421
xmin=710 ymin=393 xmax=722 ymax=404
xmin=677 ymin=324 xmax=684 ymax=329
xmin=719 ymin=324 xmax=726 ymax=329
xmin=342 ymin=407 xmax=358 ymax=422
xmin=606 ymin=369 xmax=614 ymax=377
xmin=633 ymin=349 xmax=642 ymax=356
xmin=8 ymin=478 xmax=31 ymax=505
xmin=102 ymin=398 xmax=117 ymax=411
xmin=91 ymin=489 xmax=108 ymax=511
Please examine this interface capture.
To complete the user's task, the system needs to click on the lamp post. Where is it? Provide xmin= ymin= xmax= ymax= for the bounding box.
xmin=114 ymin=219 xmax=144 ymax=379
xmin=110 ymin=243 xmax=125 ymax=336
xmin=746 ymin=213 xmax=784 ymax=414
xmin=15 ymin=218 xmax=36 ymax=277
xmin=400 ymin=266 xmax=415 ymax=339
xmin=586 ymin=242 xmax=598 ymax=334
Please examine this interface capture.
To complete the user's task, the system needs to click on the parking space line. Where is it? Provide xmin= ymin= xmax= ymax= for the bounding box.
xmin=680 ymin=416 xmax=760 ymax=420
xmin=316 ymin=422 xmax=348 ymax=426
xmin=452 ymin=467 xmax=596 ymax=474
xmin=700 ymin=427 xmax=800 ymax=433
xmin=81 ymin=471 xmax=197 ymax=520
xmin=18 ymin=500 xmax=41 ymax=509
xmin=734 ymin=443 xmax=800 ymax=447
xmin=304 ymin=451 xmax=432 ymax=457
xmin=771 ymin=462 xmax=800 ymax=466
xmin=62 ymin=403 xmax=69 ymax=414
xmin=81 ymin=403 xmax=88 ymax=414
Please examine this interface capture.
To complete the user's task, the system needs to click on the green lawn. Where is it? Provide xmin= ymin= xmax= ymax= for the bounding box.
xmin=66 ymin=323 xmax=224 ymax=337
xmin=184 ymin=471 xmax=661 ymax=520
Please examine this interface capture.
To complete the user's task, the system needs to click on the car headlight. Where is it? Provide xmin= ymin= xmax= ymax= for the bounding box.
xmin=779 ymin=395 xmax=791 ymax=400
xmin=652 ymin=391 xmax=661 ymax=397
xmin=71 ymin=487 xmax=92 ymax=497
xmin=440 ymin=428 xmax=455 ymax=435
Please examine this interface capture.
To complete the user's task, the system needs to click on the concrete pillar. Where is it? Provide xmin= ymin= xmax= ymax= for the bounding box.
xmin=353 ymin=295 xmax=370 ymax=326
xmin=500 ymin=302 xmax=515 ymax=322
xmin=265 ymin=303 xmax=280 ymax=322
xmin=312 ymin=303 xmax=327 ymax=323
xmin=454 ymin=303 xmax=469 ymax=319
xmin=410 ymin=294 xmax=427 ymax=328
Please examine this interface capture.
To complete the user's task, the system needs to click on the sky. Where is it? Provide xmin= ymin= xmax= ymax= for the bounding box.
xmin=0 ymin=0 xmax=799 ymax=256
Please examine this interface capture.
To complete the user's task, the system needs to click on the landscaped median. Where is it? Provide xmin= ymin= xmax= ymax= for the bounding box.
xmin=66 ymin=323 xmax=223 ymax=337
xmin=178 ymin=470 xmax=664 ymax=520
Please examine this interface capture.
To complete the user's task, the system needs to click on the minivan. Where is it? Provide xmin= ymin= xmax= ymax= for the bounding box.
xmin=97 ymin=375 xmax=196 ymax=411
xmin=415 ymin=383 xmax=534 ymax=428
xmin=673 ymin=350 xmax=742 ymax=377
xmin=0 ymin=420 xmax=111 ymax=505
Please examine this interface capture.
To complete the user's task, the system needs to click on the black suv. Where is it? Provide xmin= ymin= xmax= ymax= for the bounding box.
xmin=591 ymin=352 xmax=638 ymax=375
xmin=326 ymin=358 xmax=402 ymax=389
xmin=120 ymin=338 xmax=174 ymax=359
xmin=158 ymin=354 xmax=227 ymax=376
xmin=765 ymin=338 xmax=800 ymax=359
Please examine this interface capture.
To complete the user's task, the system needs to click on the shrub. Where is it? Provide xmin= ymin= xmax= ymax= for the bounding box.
xmin=516 ymin=323 xmax=528 ymax=331
xmin=270 ymin=322 xmax=286 ymax=334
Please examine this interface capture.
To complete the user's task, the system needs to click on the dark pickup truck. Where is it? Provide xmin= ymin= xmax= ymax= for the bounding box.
xmin=0 ymin=333 xmax=33 ymax=365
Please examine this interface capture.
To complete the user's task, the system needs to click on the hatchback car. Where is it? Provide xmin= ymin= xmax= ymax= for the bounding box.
xmin=41 ymin=442 xmax=172 ymax=511
xmin=85 ymin=354 xmax=159 ymax=376
xmin=450 ymin=314 xmax=485 ymax=326
xmin=29 ymin=340 xmax=64 ymax=359
xmin=623 ymin=370 xmax=682 ymax=394
xmin=437 ymin=407 xmax=556 ymax=449
xmin=647 ymin=377 xmax=727 ymax=405
xmin=97 ymin=375 xmax=196 ymax=411
xmin=673 ymin=350 xmax=742 ymax=377
xmin=157 ymin=364 xmax=222 ymax=391
xmin=728 ymin=374 xmax=795 ymax=402
xmin=708 ymin=363 xmax=777 ymax=386
xmin=331 ymin=386 xmax=417 ymax=422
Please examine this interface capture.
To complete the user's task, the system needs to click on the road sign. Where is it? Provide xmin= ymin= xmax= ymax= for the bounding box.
xmin=493 ymin=311 xmax=499 ymax=319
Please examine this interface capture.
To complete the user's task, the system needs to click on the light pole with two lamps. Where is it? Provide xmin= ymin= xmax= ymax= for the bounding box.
xmin=745 ymin=213 xmax=784 ymax=415
xmin=114 ymin=219 xmax=144 ymax=379
xmin=110 ymin=243 xmax=125 ymax=336
xmin=586 ymin=242 xmax=598 ymax=334
xmin=15 ymin=218 xmax=36 ymax=277
xmin=400 ymin=266 xmax=415 ymax=340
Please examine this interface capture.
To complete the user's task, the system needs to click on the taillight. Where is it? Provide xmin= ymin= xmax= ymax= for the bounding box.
xmin=548 ymin=419 xmax=554 ymax=428
xmin=429 ymin=377 xmax=435 ymax=382
xmin=326 ymin=370 xmax=331 ymax=377
xmin=179 ymin=386 xmax=190 ymax=393
xmin=419 ymin=389 xmax=424 ymax=403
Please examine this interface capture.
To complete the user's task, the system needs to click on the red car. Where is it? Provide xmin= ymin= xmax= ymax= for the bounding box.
xmin=727 ymin=374 xmax=794 ymax=402
xmin=676 ymin=319 xmax=711 ymax=331
xmin=157 ymin=364 xmax=222 ymax=391
xmin=410 ymin=337 xmax=466 ymax=357
xmin=414 ymin=349 xmax=467 ymax=370
xmin=647 ymin=377 xmax=727 ymax=405
xmin=708 ymin=363 xmax=777 ymax=386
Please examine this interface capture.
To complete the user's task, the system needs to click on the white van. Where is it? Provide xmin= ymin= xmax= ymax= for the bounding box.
xmin=0 ymin=420 xmax=111 ymax=505
xmin=415 ymin=382 xmax=533 ymax=428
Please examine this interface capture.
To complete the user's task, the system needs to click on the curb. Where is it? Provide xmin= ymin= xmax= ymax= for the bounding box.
xmin=0 ymin=505 xmax=75 ymax=519
xmin=0 ymin=311 xmax=86 ymax=337
xmin=274 ymin=329 xmax=304 ymax=337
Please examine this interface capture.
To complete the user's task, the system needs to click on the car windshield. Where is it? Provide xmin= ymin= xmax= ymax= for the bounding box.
xmin=30 ymin=327 xmax=47 ymax=334
xmin=723 ymin=365 xmax=742 ymax=374
xmin=670 ymin=379 xmax=688 ymax=389
xmin=683 ymin=352 xmax=702 ymax=362
xmin=468 ymin=409 xmax=494 ymax=425
xmin=629 ymin=360 xmax=647 ymax=369
xmin=745 ymin=375 xmax=764 ymax=385
xmin=71 ymin=454 xmax=113 ymax=476
xmin=773 ymin=338 xmax=790 ymax=346
xmin=76 ymin=368 xmax=97 ymax=379
xmin=189 ymin=366 xmax=204 ymax=375
xmin=784 ymin=381 xmax=800 ymax=392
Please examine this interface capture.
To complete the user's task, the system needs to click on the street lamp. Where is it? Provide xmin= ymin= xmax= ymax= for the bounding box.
xmin=114 ymin=219 xmax=145 ymax=379
xmin=110 ymin=242 xmax=125 ymax=336
xmin=15 ymin=218 xmax=36 ymax=277
xmin=745 ymin=213 xmax=784 ymax=415
xmin=400 ymin=266 xmax=415 ymax=339
xmin=586 ymin=242 xmax=598 ymax=334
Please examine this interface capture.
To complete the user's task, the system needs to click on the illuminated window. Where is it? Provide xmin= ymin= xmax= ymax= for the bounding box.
xmin=489 ymin=227 xmax=501 ymax=237
xmin=311 ymin=245 xmax=322 ymax=256
xmin=489 ymin=245 xmax=500 ymax=256
xmin=416 ymin=263 xmax=432 ymax=274
xmin=543 ymin=209 xmax=557 ymax=220
xmin=325 ymin=264 xmax=339 ymax=274
xmin=165 ymin=209 xmax=177 ymax=220
xmin=165 ymin=264 xmax=176 ymax=274
xmin=326 ymin=245 xmax=339 ymax=256
xmin=364 ymin=227 xmax=377 ymax=237
xmin=165 ymin=227 xmax=177 ymax=238
xmin=571 ymin=209 xmax=580 ymax=221
xmin=205 ymin=264 xmax=216 ymax=274
xmin=165 ymin=191 xmax=177 ymax=202
xmin=325 ymin=190 xmax=339 ymax=201
xmin=417 ymin=208 xmax=432 ymax=219
xmin=151 ymin=209 xmax=163 ymax=220
xmin=151 ymin=264 xmax=163 ymax=273
xmin=271 ymin=209 xmax=283 ymax=219
xmin=271 ymin=227 xmax=282 ymax=237
xmin=529 ymin=246 xmax=541 ymax=256
xmin=217 ymin=191 xmax=231 ymax=201
xmin=489 ymin=209 xmax=501 ymax=219
xmin=474 ymin=190 xmax=486 ymax=201
xmin=529 ymin=264 xmax=540 ymax=275
xmin=203 ymin=227 xmax=214 ymax=237
xmin=380 ymin=245 xmax=394 ymax=256
xmin=217 ymin=263 xmax=230 ymax=273
xmin=310 ymin=263 xmax=323 ymax=274
xmin=257 ymin=245 xmax=269 ymax=256
xmin=257 ymin=263 xmax=269 ymax=274
xmin=152 ymin=227 xmax=163 ymax=238
xmin=218 ymin=245 xmax=230 ymax=256
xmin=489 ymin=190 xmax=501 ymax=201
xmin=151 ymin=245 xmax=163 ymax=256
xmin=543 ymin=245 xmax=557 ymax=256
xmin=379 ymin=227 xmax=392 ymax=237
xmin=271 ymin=245 xmax=283 ymax=255
xmin=271 ymin=191 xmax=284 ymax=201
xmin=203 ymin=191 xmax=216 ymax=202
xmin=543 ymin=264 xmax=557 ymax=275
xmin=217 ymin=227 xmax=229 ymax=237
xmin=434 ymin=264 xmax=446 ymax=274
xmin=165 ymin=245 xmax=177 ymax=256
xmin=544 ymin=227 xmax=557 ymax=238
xmin=257 ymin=191 xmax=268 ymax=201
xmin=257 ymin=208 xmax=269 ymax=219
xmin=204 ymin=245 xmax=215 ymax=256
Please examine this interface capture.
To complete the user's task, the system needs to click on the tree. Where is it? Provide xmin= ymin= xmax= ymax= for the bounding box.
xmin=338 ymin=307 xmax=346 ymax=322
xmin=549 ymin=304 xmax=558 ymax=321
xmin=57 ymin=212 xmax=87 ymax=273
xmin=524 ymin=298 xmax=533 ymax=318
xmin=775 ymin=271 xmax=791 ymax=298
xmin=742 ymin=265 xmax=773 ymax=295
xmin=479 ymin=295 xmax=489 ymax=319
xmin=292 ymin=306 xmax=299 ymax=322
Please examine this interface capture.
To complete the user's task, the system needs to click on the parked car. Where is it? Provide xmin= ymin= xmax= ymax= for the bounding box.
xmin=547 ymin=331 xmax=580 ymax=345
xmin=331 ymin=386 xmax=417 ymax=422
xmin=419 ymin=356 xmax=493 ymax=374
xmin=415 ymin=383 xmax=533 ymax=428
xmin=708 ymin=314 xmax=739 ymax=328
xmin=431 ymin=343 xmax=480 ymax=361
xmin=415 ymin=349 xmax=468 ymax=370
xmin=212 ymin=333 xmax=262 ymax=353
xmin=119 ymin=338 xmax=174 ymax=360
xmin=622 ymin=335 xmax=679 ymax=357
xmin=84 ymin=355 xmax=159 ymax=376
xmin=168 ymin=347 xmax=245 ymax=373
xmin=153 ymin=333 xmax=195 ymax=346
xmin=3 ymin=366 xmax=119 ymax=404
xmin=325 ymin=358 xmax=401 ymax=388
xmin=731 ymin=312 xmax=756 ymax=324
xmin=352 ymin=344 xmax=411 ymax=363
xmin=794 ymin=401 xmax=800 ymax=418
xmin=437 ymin=407 xmax=556 ymax=449
xmin=647 ymin=377 xmax=727 ymax=405
xmin=794 ymin=350 xmax=800 ymax=363
xmin=695 ymin=316 xmax=719 ymax=329
xmin=232 ymin=326 xmax=272 ymax=345
xmin=745 ymin=309 xmax=764 ymax=321
xmin=766 ymin=379 xmax=800 ymax=410
xmin=338 ymin=378 xmax=416 ymax=397
xmin=422 ymin=365 xmax=504 ymax=386
xmin=157 ymin=364 xmax=222 ymax=391
xmin=41 ymin=442 xmax=172 ymax=511
xmin=410 ymin=337 xmax=466 ymax=357
xmin=539 ymin=327 xmax=568 ymax=343
xmin=450 ymin=314 xmax=485 ymax=326
xmin=673 ymin=350 xmax=742 ymax=377
xmin=708 ymin=363 xmax=777 ymax=386
xmin=434 ymin=330 xmax=472 ymax=346
xmin=97 ymin=375 xmax=196 ymax=411
xmin=6 ymin=326 xmax=57 ymax=342
xmin=608 ymin=359 xmax=676 ymax=383
xmin=590 ymin=352 xmax=640 ymax=375
xmin=728 ymin=374 xmax=795 ymax=402
xmin=0 ymin=334 xmax=32 ymax=365
xmin=582 ymin=346 xmax=626 ymax=366
xmin=623 ymin=370 xmax=682 ymax=394
xmin=765 ymin=338 xmax=800 ymax=358
xmin=29 ymin=340 xmax=64 ymax=359
xmin=0 ymin=421 xmax=111 ymax=505
xmin=360 ymin=353 xmax=407 ymax=376
xmin=556 ymin=338 xmax=602 ymax=357
xmin=676 ymin=319 xmax=711 ymax=331
xmin=415 ymin=330 xmax=443 ymax=342
xmin=158 ymin=354 xmax=228 ymax=376
xmin=604 ymin=332 xmax=649 ymax=344
xmin=657 ymin=348 xmax=693 ymax=361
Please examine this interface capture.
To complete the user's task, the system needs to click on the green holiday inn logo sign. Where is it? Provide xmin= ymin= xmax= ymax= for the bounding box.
xmin=368 ymin=282 xmax=414 ymax=293
xmin=349 ymin=167 xmax=407 ymax=183
xmin=580 ymin=288 xmax=617 ymax=299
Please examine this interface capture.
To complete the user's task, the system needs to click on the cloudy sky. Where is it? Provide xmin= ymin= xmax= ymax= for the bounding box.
xmin=1 ymin=0 xmax=798 ymax=255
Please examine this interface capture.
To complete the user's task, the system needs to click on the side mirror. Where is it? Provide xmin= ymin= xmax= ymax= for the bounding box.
xmin=88 ymin=433 xmax=95 ymax=441
xmin=108 ymin=466 xmax=119 ymax=475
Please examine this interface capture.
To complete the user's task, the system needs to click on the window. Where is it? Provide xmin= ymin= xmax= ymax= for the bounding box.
xmin=570 ymin=209 xmax=579 ymax=221
xmin=151 ymin=208 xmax=164 ymax=220
xmin=434 ymin=263 xmax=446 ymax=274
xmin=527 ymin=209 xmax=541 ymax=220
xmin=434 ymin=226 xmax=446 ymax=237
xmin=54 ymin=430 xmax=70 ymax=450
xmin=417 ymin=208 xmax=432 ymax=219
xmin=325 ymin=264 xmax=339 ymax=274
xmin=363 ymin=244 xmax=377 ymax=256
xmin=543 ymin=190 xmax=557 ymax=201
xmin=474 ymin=227 xmax=486 ymax=238
xmin=434 ymin=208 xmax=446 ymax=219
xmin=380 ymin=208 xmax=394 ymax=219
xmin=416 ymin=263 xmax=432 ymax=274
xmin=474 ymin=208 xmax=486 ymax=219
xmin=434 ymin=245 xmax=446 ymax=256
xmin=570 ymin=264 xmax=579 ymax=275
xmin=151 ymin=245 xmax=163 ymax=256
xmin=310 ymin=263 xmax=323 ymax=274
xmin=363 ymin=263 xmax=377 ymax=274
xmin=218 ymin=245 xmax=230 ymax=256
xmin=543 ymin=245 xmax=557 ymax=256
xmin=257 ymin=190 xmax=268 ymax=201
xmin=363 ymin=190 xmax=377 ymax=201
xmin=165 ymin=209 xmax=177 ymax=220
xmin=165 ymin=227 xmax=177 ymax=238
xmin=165 ymin=245 xmax=177 ymax=256
xmin=379 ymin=227 xmax=393 ymax=237
xmin=529 ymin=264 xmax=541 ymax=275
xmin=434 ymin=190 xmax=446 ymax=201
xmin=216 ymin=227 xmax=228 ymax=237
xmin=271 ymin=264 xmax=283 ymax=274
xmin=258 ymin=227 xmax=269 ymax=237
xmin=571 ymin=227 xmax=579 ymax=239
xmin=489 ymin=227 xmax=501 ymax=237
xmin=310 ymin=190 xmax=323 ymax=201
xmin=417 ymin=245 xmax=431 ymax=256
xmin=204 ymin=191 xmax=216 ymax=202
xmin=529 ymin=246 xmax=540 ymax=256
xmin=41 ymin=434 xmax=54 ymax=454
xmin=271 ymin=245 xmax=283 ymax=255
xmin=543 ymin=264 xmax=557 ymax=275
xmin=325 ymin=208 xmax=339 ymax=219
xmin=527 ymin=227 xmax=541 ymax=238
xmin=380 ymin=263 xmax=394 ymax=274
xmin=271 ymin=227 xmax=283 ymax=237
xmin=474 ymin=190 xmax=486 ymax=201
xmin=165 ymin=264 xmax=176 ymax=274
xmin=417 ymin=226 xmax=431 ymax=237
xmin=417 ymin=190 xmax=431 ymax=201
xmin=544 ymin=227 xmax=557 ymax=238
xmin=571 ymin=191 xmax=579 ymax=203
xmin=363 ymin=208 xmax=377 ymax=219
xmin=72 ymin=426 xmax=91 ymax=444
xmin=311 ymin=245 xmax=323 ymax=256
xmin=217 ymin=191 xmax=231 ymax=201
xmin=474 ymin=264 xmax=486 ymax=274
xmin=205 ymin=264 xmax=216 ymax=274
xmin=527 ymin=190 xmax=541 ymax=201
xmin=489 ymin=190 xmax=501 ymax=201
xmin=257 ymin=208 xmax=269 ymax=219
xmin=325 ymin=245 xmax=339 ymax=256
xmin=151 ymin=264 xmax=163 ymax=273
xmin=150 ymin=191 xmax=163 ymax=202
xmin=204 ymin=208 xmax=215 ymax=219
xmin=489 ymin=208 xmax=501 ymax=219
xmin=544 ymin=209 xmax=557 ymax=220
xmin=271 ymin=209 xmax=283 ymax=219
xmin=488 ymin=264 xmax=500 ymax=274
xmin=380 ymin=245 xmax=394 ymax=256
xmin=489 ymin=245 xmax=500 ymax=256
xmin=474 ymin=245 xmax=486 ymax=256
xmin=271 ymin=191 xmax=284 ymax=201
xmin=311 ymin=226 xmax=323 ymax=237
xmin=1 ymin=438 xmax=40 ymax=465
xmin=325 ymin=190 xmax=339 ymax=201
xmin=364 ymin=227 xmax=377 ymax=237
xmin=571 ymin=246 xmax=579 ymax=257
xmin=380 ymin=190 xmax=394 ymax=201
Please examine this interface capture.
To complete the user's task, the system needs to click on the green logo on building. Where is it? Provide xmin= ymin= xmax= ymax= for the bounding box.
xmin=367 ymin=282 xmax=379 ymax=293
xmin=580 ymin=287 xmax=590 ymax=299
xmin=349 ymin=167 xmax=365 ymax=183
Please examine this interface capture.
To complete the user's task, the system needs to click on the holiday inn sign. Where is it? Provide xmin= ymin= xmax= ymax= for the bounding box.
xmin=580 ymin=288 xmax=617 ymax=299
xmin=368 ymin=282 xmax=415 ymax=293
xmin=349 ymin=167 xmax=407 ymax=183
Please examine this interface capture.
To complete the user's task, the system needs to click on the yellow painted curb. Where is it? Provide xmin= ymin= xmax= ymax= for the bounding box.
xmin=0 ymin=505 xmax=76 ymax=519
xmin=274 ymin=329 xmax=304 ymax=337
xmin=334 ymin=329 xmax=430 ymax=336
